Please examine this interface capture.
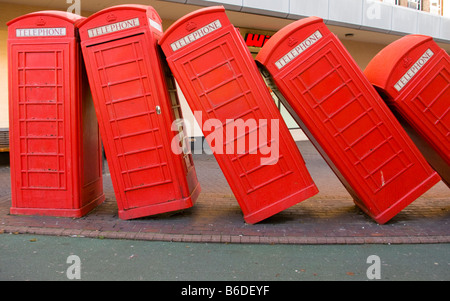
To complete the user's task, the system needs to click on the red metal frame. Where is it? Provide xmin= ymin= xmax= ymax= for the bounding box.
xmin=256 ymin=17 xmax=441 ymax=224
xmin=8 ymin=11 xmax=105 ymax=217
xmin=77 ymin=5 xmax=201 ymax=220
xmin=159 ymin=6 xmax=318 ymax=224
xmin=365 ymin=35 xmax=449 ymax=187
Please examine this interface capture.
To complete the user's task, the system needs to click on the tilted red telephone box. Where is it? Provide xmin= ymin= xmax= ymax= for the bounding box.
xmin=256 ymin=17 xmax=441 ymax=224
xmin=159 ymin=7 xmax=318 ymax=224
xmin=77 ymin=5 xmax=201 ymax=220
xmin=365 ymin=35 xmax=449 ymax=187
xmin=8 ymin=11 xmax=105 ymax=217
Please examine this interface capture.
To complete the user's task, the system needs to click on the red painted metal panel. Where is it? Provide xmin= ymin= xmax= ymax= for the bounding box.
xmin=8 ymin=11 xmax=104 ymax=217
xmin=365 ymin=35 xmax=449 ymax=187
xmin=256 ymin=17 xmax=441 ymax=224
xmin=77 ymin=5 xmax=200 ymax=220
xmin=159 ymin=7 xmax=318 ymax=224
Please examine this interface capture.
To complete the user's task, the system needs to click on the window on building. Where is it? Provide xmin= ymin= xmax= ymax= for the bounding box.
xmin=383 ymin=0 xmax=399 ymax=5
xmin=429 ymin=0 xmax=442 ymax=15
xmin=385 ymin=0 xmax=446 ymax=15
xmin=407 ymin=0 xmax=422 ymax=10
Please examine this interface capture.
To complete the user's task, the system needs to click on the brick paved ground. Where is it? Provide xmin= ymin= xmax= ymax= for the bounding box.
xmin=0 ymin=142 xmax=449 ymax=244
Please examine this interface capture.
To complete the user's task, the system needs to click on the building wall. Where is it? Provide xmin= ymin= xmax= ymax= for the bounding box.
xmin=424 ymin=0 xmax=431 ymax=12
xmin=0 ymin=11 xmax=8 ymax=128
xmin=0 ymin=3 xmax=43 ymax=128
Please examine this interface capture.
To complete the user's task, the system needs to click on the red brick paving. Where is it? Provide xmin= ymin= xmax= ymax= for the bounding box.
xmin=0 ymin=142 xmax=449 ymax=244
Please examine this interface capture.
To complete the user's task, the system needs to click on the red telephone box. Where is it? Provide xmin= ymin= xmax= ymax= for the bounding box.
xmin=256 ymin=17 xmax=441 ymax=224
xmin=8 ymin=11 xmax=105 ymax=217
xmin=159 ymin=6 xmax=318 ymax=224
xmin=365 ymin=35 xmax=449 ymax=187
xmin=77 ymin=5 xmax=201 ymax=220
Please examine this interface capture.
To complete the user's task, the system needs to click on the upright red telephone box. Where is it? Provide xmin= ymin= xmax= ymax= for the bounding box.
xmin=77 ymin=5 xmax=201 ymax=220
xmin=8 ymin=11 xmax=105 ymax=217
xmin=256 ymin=17 xmax=441 ymax=224
xmin=365 ymin=35 xmax=449 ymax=187
xmin=159 ymin=7 xmax=318 ymax=224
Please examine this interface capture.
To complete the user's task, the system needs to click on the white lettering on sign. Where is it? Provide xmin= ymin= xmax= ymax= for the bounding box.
xmin=87 ymin=18 xmax=140 ymax=38
xmin=170 ymin=20 xmax=222 ymax=52
xmin=16 ymin=27 xmax=67 ymax=37
xmin=275 ymin=30 xmax=323 ymax=70
xmin=394 ymin=49 xmax=434 ymax=92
